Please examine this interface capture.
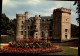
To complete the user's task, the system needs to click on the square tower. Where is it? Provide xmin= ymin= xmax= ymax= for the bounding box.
xmin=53 ymin=7 xmax=71 ymax=41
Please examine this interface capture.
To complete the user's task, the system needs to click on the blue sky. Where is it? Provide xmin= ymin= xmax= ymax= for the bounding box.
xmin=2 ymin=0 xmax=79 ymax=26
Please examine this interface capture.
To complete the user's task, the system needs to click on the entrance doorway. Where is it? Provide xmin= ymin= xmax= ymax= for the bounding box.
xmin=65 ymin=35 xmax=67 ymax=39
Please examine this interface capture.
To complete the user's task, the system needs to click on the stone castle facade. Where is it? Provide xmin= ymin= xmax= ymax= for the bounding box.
xmin=16 ymin=7 xmax=71 ymax=41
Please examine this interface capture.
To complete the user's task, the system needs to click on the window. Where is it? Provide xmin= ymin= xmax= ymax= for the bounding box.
xmin=21 ymin=31 xmax=23 ymax=35
xmin=42 ymin=31 xmax=44 ymax=37
xmin=65 ymin=35 xmax=67 ymax=39
xmin=24 ymin=31 xmax=26 ymax=35
xmin=22 ymin=21 xmax=24 ymax=24
xmin=28 ymin=26 xmax=29 ymax=29
xmin=34 ymin=25 xmax=36 ymax=29
xmin=30 ymin=26 xmax=33 ymax=29
xmin=24 ymin=26 xmax=26 ymax=30
xmin=42 ymin=19 xmax=44 ymax=21
xmin=65 ymin=29 xmax=68 ymax=32
xmin=36 ymin=33 xmax=38 ymax=35
xmin=66 ymin=19 xmax=67 ymax=21
xmin=21 ymin=25 xmax=23 ymax=29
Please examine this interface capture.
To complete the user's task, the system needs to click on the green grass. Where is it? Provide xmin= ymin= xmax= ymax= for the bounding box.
xmin=42 ymin=46 xmax=78 ymax=56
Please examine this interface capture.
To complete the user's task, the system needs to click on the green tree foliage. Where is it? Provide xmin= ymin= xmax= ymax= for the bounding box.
xmin=1 ymin=13 xmax=9 ymax=34
xmin=73 ymin=1 xmax=80 ymax=23
xmin=71 ymin=24 xmax=79 ymax=38
xmin=8 ymin=19 xmax=16 ymax=35
xmin=1 ymin=13 xmax=16 ymax=36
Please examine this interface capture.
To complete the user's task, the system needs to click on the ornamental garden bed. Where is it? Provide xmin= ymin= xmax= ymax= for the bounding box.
xmin=0 ymin=38 xmax=63 ymax=54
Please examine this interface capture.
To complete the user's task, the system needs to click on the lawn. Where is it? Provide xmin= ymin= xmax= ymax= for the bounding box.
xmin=42 ymin=46 xmax=78 ymax=56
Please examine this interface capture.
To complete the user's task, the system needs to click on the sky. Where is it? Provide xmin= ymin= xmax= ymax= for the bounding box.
xmin=2 ymin=0 xmax=79 ymax=26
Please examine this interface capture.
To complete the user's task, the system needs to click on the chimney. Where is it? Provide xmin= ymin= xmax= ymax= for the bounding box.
xmin=39 ymin=15 xmax=40 ymax=17
xmin=25 ymin=11 xmax=28 ymax=14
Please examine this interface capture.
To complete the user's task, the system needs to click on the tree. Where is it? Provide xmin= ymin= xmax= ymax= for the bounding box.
xmin=71 ymin=24 xmax=79 ymax=38
xmin=1 ymin=13 xmax=9 ymax=34
xmin=73 ymin=1 xmax=80 ymax=23
xmin=7 ymin=19 xmax=17 ymax=36
xmin=1 ymin=13 xmax=16 ymax=36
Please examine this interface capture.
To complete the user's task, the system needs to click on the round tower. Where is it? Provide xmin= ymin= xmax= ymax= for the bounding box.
xmin=34 ymin=15 xmax=41 ymax=39
xmin=16 ymin=12 xmax=28 ymax=39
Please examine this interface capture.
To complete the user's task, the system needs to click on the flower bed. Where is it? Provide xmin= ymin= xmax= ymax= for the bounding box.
xmin=8 ymin=38 xmax=52 ymax=48
xmin=0 ymin=45 xmax=63 ymax=54
xmin=0 ymin=38 xmax=63 ymax=54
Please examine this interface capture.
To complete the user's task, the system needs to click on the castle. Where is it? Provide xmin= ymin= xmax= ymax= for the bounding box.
xmin=16 ymin=7 xmax=71 ymax=41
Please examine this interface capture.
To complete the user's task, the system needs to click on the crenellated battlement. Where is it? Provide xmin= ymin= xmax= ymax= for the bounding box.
xmin=60 ymin=7 xmax=71 ymax=13
xmin=54 ymin=7 xmax=71 ymax=14
xmin=16 ymin=11 xmax=28 ymax=17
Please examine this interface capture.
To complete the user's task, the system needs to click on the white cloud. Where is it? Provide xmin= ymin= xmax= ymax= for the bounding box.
xmin=2 ymin=0 xmax=16 ymax=8
xmin=2 ymin=0 xmax=42 ymax=8
xmin=27 ymin=0 xmax=41 ymax=5
xmin=2 ymin=0 xmax=10 ymax=5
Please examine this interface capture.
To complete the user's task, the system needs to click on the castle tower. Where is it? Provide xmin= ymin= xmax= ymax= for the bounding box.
xmin=53 ymin=7 xmax=71 ymax=41
xmin=34 ymin=15 xmax=41 ymax=39
xmin=16 ymin=12 xmax=28 ymax=39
